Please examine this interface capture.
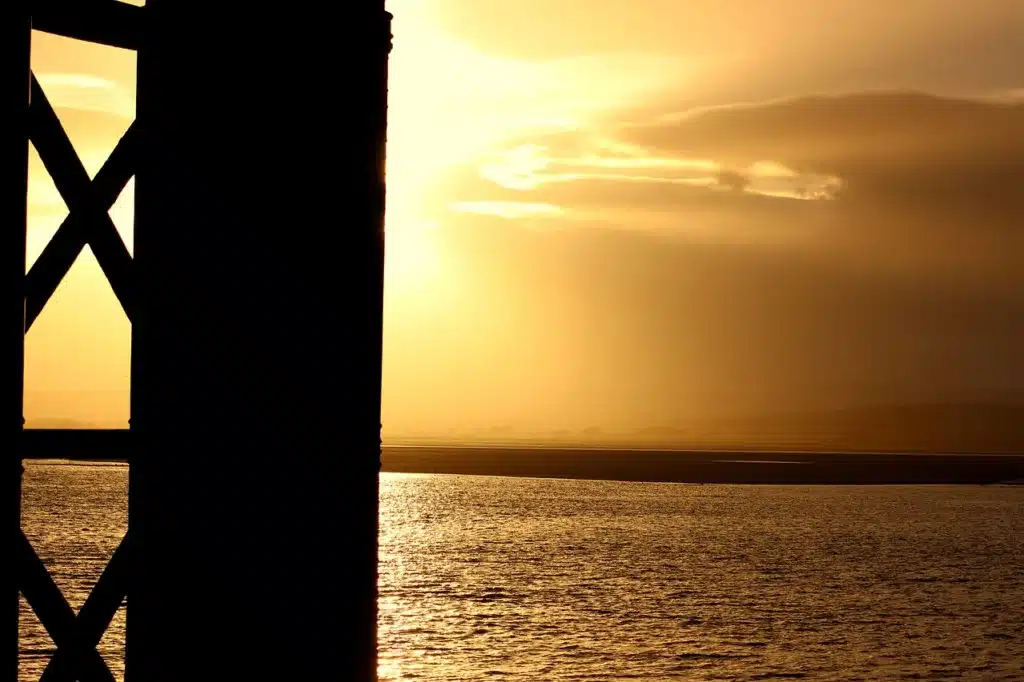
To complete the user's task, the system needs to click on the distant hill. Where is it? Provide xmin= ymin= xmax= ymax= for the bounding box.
xmin=386 ymin=402 xmax=1024 ymax=455
xmin=700 ymin=402 xmax=1024 ymax=455
xmin=24 ymin=418 xmax=100 ymax=430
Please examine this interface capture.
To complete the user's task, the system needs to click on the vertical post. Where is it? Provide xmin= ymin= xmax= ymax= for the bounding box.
xmin=0 ymin=5 xmax=29 ymax=681
xmin=350 ymin=10 xmax=393 ymax=678
xmin=130 ymin=4 xmax=391 ymax=680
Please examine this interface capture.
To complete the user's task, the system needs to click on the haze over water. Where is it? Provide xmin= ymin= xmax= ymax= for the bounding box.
xmin=19 ymin=461 xmax=1024 ymax=681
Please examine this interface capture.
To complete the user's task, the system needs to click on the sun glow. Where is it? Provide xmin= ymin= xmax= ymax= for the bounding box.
xmin=384 ymin=3 xmax=557 ymax=212
xmin=383 ymin=2 xmax=528 ymax=293
xmin=382 ymin=1 xmax=688 ymax=292
xmin=385 ymin=217 xmax=443 ymax=295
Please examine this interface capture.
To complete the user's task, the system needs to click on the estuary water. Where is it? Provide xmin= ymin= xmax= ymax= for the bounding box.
xmin=19 ymin=461 xmax=1024 ymax=681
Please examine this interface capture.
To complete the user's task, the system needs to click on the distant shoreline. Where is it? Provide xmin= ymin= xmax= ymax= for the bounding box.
xmin=384 ymin=442 xmax=1024 ymax=457
xmin=23 ymin=446 xmax=1024 ymax=486
xmin=382 ymin=446 xmax=1024 ymax=486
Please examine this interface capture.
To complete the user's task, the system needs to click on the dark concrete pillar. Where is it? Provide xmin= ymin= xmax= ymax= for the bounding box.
xmin=0 ymin=6 xmax=29 ymax=682
xmin=129 ymin=4 xmax=390 ymax=680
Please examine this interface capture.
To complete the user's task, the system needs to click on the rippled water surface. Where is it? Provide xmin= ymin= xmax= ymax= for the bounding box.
xmin=379 ymin=474 xmax=1024 ymax=681
xmin=20 ymin=461 xmax=128 ymax=682
xmin=19 ymin=462 xmax=1024 ymax=681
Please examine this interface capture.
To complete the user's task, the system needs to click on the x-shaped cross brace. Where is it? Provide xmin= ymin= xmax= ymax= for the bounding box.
xmin=25 ymin=72 xmax=135 ymax=330
xmin=19 ymin=72 xmax=136 ymax=680
xmin=17 ymin=531 xmax=128 ymax=682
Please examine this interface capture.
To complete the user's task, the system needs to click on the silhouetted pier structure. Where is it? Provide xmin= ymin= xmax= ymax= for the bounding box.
xmin=6 ymin=2 xmax=391 ymax=680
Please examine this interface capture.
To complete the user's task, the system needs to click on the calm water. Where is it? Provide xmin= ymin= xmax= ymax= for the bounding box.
xmin=19 ymin=462 xmax=1024 ymax=681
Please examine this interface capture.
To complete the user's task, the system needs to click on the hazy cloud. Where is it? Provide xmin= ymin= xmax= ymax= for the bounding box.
xmin=434 ymin=91 xmax=1023 ymax=295
xmin=616 ymin=92 xmax=1024 ymax=182
xmin=425 ymin=0 xmax=1023 ymax=102
xmin=474 ymin=91 xmax=1024 ymax=200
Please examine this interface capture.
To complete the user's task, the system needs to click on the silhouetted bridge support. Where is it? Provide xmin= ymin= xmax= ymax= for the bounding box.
xmin=6 ymin=2 xmax=390 ymax=680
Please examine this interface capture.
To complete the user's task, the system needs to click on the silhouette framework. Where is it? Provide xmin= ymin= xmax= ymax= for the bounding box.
xmin=5 ymin=2 xmax=391 ymax=680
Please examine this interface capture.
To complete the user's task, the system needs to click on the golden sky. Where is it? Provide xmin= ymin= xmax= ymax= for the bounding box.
xmin=23 ymin=1 xmax=1024 ymax=440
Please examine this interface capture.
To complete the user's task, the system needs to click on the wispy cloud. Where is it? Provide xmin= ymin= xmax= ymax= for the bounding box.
xmin=449 ymin=201 xmax=564 ymax=219
xmin=428 ymin=90 xmax=1021 ymax=294
xmin=478 ymin=140 xmax=840 ymax=201
xmin=34 ymin=72 xmax=134 ymax=118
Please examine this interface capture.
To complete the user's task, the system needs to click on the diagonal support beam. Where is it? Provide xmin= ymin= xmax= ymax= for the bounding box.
xmin=31 ymin=0 xmax=143 ymax=52
xmin=39 ymin=535 xmax=129 ymax=682
xmin=24 ymin=122 xmax=136 ymax=331
xmin=28 ymin=74 xmax=135 ymax=325
xmin=15 ymin=531 xmax=117 ymax=682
